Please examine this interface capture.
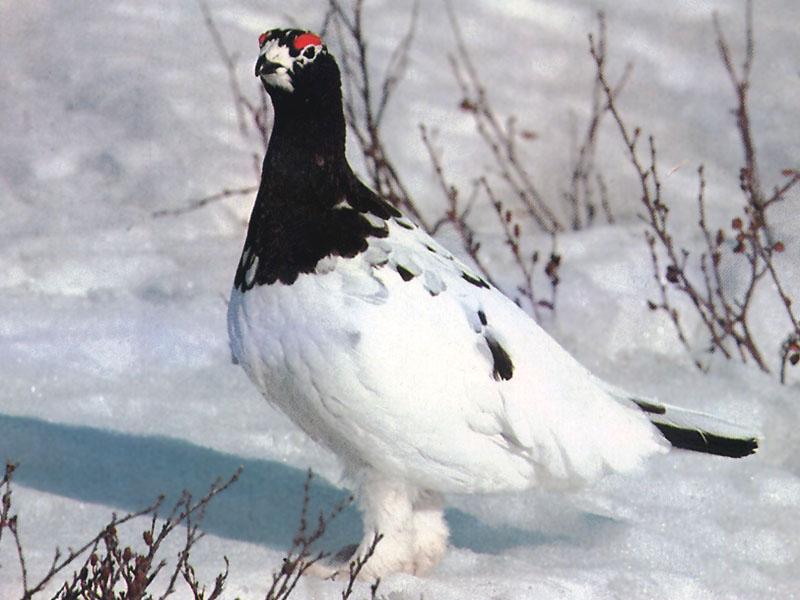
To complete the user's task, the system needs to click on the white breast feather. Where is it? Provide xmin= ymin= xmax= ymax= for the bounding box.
xmin=227 ymin=216 xmax=667 ymax=494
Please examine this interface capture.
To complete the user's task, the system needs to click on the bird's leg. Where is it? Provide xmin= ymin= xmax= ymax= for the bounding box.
xmin=307 ymin=473 xmax=449 ymax=580
xmin=409 ymin=489 xmax=449 ymax=575
xmin=349 ymin=477 xmax=450 ymax=579
xmin=348 ymin=476 xmax=418 ymax=580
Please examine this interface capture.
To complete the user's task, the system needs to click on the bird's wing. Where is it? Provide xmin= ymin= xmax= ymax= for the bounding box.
xmin=317 ymin=213 xmax=668 ymax=492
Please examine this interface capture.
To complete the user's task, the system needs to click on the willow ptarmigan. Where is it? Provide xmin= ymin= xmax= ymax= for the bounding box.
xmin=227 ymin=28 xmax=758 ymax=580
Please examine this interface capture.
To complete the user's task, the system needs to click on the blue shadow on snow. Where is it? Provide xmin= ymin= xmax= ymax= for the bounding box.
xmin=0 ymin=413 xmax=608 ymax=554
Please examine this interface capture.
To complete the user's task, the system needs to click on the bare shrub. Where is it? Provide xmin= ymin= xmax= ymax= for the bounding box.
xmin=264 ymin=470 xmax=381 ymax=600
xmin=2 ymin=463 xmax=381 ymax=599
xmin=589 ymin=0 xmax=799 ymax=381
xmin=414 ymin=6 xmax=635 ymax=316
xmin=151 ymin=2 xmax=798 ymax=367
xmin=1 ymin=461 xmax=239 ymax=600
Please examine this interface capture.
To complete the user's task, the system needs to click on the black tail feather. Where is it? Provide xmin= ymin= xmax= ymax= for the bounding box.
xmin=652 ymin=422 xmax=759 ymax=459
xmin=629 ymin=397 xmax=759 ymax=459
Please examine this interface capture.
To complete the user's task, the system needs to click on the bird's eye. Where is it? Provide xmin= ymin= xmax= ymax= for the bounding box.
xmin=303 ymin=46 xmax=316 ymax=59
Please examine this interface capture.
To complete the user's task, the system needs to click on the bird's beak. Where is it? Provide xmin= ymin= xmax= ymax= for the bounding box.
xmin=255 ymin=54 xmax=281 ymax=77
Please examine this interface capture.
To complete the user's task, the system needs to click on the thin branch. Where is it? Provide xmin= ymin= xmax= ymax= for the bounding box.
xmin=445 ymin=0 xmax=561 ymax=234
xmin=265 ymin=470 xmax=355 ymax=600
xmin=22 ymin=498 xmax=166 ymax=599
xmin=152 ymin=186 xmax=257 ymax=218
xmin=327 ymin=0 xmax=431 ymax=230
xmin=198 ymin=0 xmax=247 ymax=135
xmin=419 ymin=124 xmax=499 ymax=288
xmin=340 ymin=533 xmax=382 ymax=600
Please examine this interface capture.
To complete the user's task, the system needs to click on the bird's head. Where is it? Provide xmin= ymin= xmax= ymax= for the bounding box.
xmin=255 ymin=29 xmax=330 ymax=96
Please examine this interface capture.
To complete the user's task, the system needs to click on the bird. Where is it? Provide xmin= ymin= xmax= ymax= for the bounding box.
xmin=227 ymin=28 xmax=759 ymax=580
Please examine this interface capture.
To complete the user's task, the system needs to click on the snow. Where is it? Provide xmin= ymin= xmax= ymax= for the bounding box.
xmin=1 ymin=0 xmax=799 ymax=598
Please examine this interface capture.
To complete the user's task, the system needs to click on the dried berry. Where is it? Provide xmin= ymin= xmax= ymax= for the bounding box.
xmin=665 ymin=265 xmax=680 ymax=283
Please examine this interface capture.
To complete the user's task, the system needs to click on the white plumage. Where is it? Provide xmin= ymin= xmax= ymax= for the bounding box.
xmin=227 ymin=28 xmax=758 ymax=580
xmin=229 ymin=217 xmax=667 ymax=492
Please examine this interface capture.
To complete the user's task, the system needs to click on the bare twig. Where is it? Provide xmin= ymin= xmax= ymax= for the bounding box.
xmin=565 ymin=12 xmax=631 ymax=230
xmin=181 ymin=556 xmax=229 ymax=600
xmin=198 ymin=0 xmax=247 ymax=136
xmin=340 ymin=532 xmax=382 ymax=600
xmin=416 ymin=6 xmax=630 ymax=320
xmin=591 ymin=3 xmax=798 ymax=380
xmin=419 ymin=124 xmax=499 ymax=288
xmin=152 ymin=3 xmax=272 ymax=219
xmin=445 ymin=0 xmax=561 ymax=234
xmin=780 ymin=333 xmax=800 ymax=384
xmin=3 ymin=461 xmax=388 ymax=599
xmin=21 ymin=498 xmax=166 ymax=599
xmin=265 ymin=470 xmax=357 ymax=600
xmin=152 ymin=186 xmax=257 ymax=218
xmin=326 ymin=0 xmax=430 ymax=229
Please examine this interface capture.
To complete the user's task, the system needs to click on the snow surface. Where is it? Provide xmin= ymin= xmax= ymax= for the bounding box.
xmin=1 ymin=0 xmax=799 ymax=598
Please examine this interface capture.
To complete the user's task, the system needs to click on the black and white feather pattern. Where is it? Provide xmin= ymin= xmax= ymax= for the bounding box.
xmin=227 ymin=27 xmax=759 ymax=580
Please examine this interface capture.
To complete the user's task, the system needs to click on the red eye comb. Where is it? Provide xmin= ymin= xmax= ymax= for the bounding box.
xmin=293 ymin=33 xmax=322 ymax=50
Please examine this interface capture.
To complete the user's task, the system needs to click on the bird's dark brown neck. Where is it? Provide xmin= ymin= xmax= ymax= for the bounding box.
xmin=268 ymin=88 xmax=347 ymax=168
xmin=234 ymin=79 xmax=394 ymax=290
xmin=258 ymin=97 xmax=350 ymax=217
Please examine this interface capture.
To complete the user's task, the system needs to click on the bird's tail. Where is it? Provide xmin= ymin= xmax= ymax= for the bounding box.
xmin=600 ymin=380 xmax=760 ymax=458
xmin=628 ymin=396 xmax=759 ymax=458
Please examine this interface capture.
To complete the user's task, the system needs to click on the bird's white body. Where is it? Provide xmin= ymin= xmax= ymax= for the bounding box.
xmin=229 ymin=218 xmax=666 ymax=496
xmin=229 ymin=27 xmax=756 ymax=579
xmin=228 ymin=210 xmax=676 ymax=585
